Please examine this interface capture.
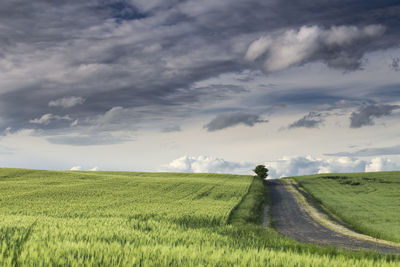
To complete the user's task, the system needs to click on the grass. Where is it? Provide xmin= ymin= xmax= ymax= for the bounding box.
xmin=294 ymin=171 xmax=400 ymax=244
xmin=228 ymin=176 xmax=264 ymax=225
xmin=0 ymin=168 xmax=399 ymax=266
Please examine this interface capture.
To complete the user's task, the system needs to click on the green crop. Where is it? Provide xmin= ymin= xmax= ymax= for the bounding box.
xmin=0 ymin=168 xmax=398 ymax=266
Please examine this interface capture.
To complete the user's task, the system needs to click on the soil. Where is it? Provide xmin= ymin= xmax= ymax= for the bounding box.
xmin=267 ymin=179 xmax=400 ymax=254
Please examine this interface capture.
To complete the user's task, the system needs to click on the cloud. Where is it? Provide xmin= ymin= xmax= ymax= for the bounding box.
xmin=350 ymin=104 xmax=399 ymax=128
xmin=70 ymin=166 xmax=82 ymax=171
xmin=29 ymin=114 xmax=72 ymax=125
xmin=366 ymin=84 xmax=400 ymax=103
xmin=29 ymin=114 xmax=54 ymax=125
xmin=143 ymin=43 xmax=162 ymax=54
xmin=257 ymin=88 xmax=351 ymax=108
xmin=163 ymin=155 xmax=400 ymax=178
xmin=70 ymin=119 xmax=79 ymax=127
xmin=94 ymin=106 xmax=127 ymax=128
xmin=204 ymin=113 xmax=267 ymax=132
xmin=325 ymin=145 xmax=400 ymax=157
xmin=161 ymin=125 xmax=181 ymax=133
xmin=49 ymin=96 xmax=85 ymax=108
xmin=47 ymin=133 xmax=133 ymax=146
xmin=0 ymin=0 xmax=399 ymax=145
xmin=246 ymin=24 xmax=385 ymax=72
xmin=70 ymin=166 xmax=100 ymax=171
xmin=162 ymin=155 xmax=253 ymax=174
xmin=365 ymin=157 xmax=399 ymax=172
xmin=41 ymin=106 xmax=137 ymax=145
xmin=266 ymin=156 xmax=400 ymax=178
xmin=390 ymin=57 xmax=400 ymax=71
xmin=288 ymin=112 xmax=323 ymax=129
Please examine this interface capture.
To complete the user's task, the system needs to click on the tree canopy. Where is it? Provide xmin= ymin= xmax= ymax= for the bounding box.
xmin=253 ymin=165 xmax=268 ymax=179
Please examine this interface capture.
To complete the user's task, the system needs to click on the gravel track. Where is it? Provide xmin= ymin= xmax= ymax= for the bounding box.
xmin=268 ymin=179 xmax=400 ymax=254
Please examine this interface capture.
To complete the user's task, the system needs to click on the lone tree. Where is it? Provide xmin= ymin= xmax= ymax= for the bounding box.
xmin=253 ymin=165 xmax=268 ymax=179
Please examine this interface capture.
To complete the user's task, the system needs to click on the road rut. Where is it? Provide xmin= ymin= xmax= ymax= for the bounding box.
xmin=268 ymin=179 xmax=400 ymax=254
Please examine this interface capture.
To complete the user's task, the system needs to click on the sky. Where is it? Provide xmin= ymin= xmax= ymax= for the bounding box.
xmin=0 ymin=0 xmax=400 ymax=178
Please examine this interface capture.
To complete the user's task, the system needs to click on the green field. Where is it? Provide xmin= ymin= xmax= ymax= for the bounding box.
xmin=0 ymin=168 xmax=399 ymax=266
xmin=294 ymin=171 xmax=400 ymax=243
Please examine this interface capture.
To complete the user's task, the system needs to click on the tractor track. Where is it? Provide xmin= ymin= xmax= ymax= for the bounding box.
xmin=268 ymin=179 xmax=400 ymax=254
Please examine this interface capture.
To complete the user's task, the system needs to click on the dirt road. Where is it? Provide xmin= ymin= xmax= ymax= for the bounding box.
xmin=268 ymin=179 xmax=400 ymax=254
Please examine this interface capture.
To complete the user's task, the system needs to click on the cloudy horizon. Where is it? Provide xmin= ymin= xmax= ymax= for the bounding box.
xmin=1 ymin=1 xmax=400 ymax=178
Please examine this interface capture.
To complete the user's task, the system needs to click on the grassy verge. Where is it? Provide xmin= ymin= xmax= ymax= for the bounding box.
xmin=228 ymin=176 xmax=264 ymax=225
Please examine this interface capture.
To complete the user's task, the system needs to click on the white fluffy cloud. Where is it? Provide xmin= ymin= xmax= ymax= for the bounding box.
xmin=29 ymin=114 xmax=54 ymax=125
xmin=48 ymin=96 xmax=85 ymax=108
xmin=266 ymin=156 xmax=400 ymax=178
xmin=29 ymin=114 xmax=72 ymax=125
xmin=163 ymin=155 xmax=400 ymax=178
xmin=70 ymin=166 xmax=100 ymax=171
xmin=70 ymin=166 xmax=82 ymax=171
xmin=162 ymin=155 xmax=253 ymax=174
xmin=245 ymin=24 xmax=385 ymax=72
xmin=365 ymin=157 xmax=399 ymax=172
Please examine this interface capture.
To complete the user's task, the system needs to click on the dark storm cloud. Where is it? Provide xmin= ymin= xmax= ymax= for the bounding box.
xmin=0 ymin=0 xmax=399 ymax=144
xmin=325 ymin=145 xmax=400 ymax=157
xmin=245 ymin=24 xmax=386 ymax=72
xmin=257 ymin=88 xmax=345 ymax=106
xmin=288 ymin=112 xmax=324 ymax=129
xmin=390 ymin=57 xmax=400 ymax=71
xmin=204 ymin=113 xmax=268 ymax=132
xmin=350 ymin=104 xmax=400 ymax=128
xmin=253 ymin=87 xmax=380 ymax=115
